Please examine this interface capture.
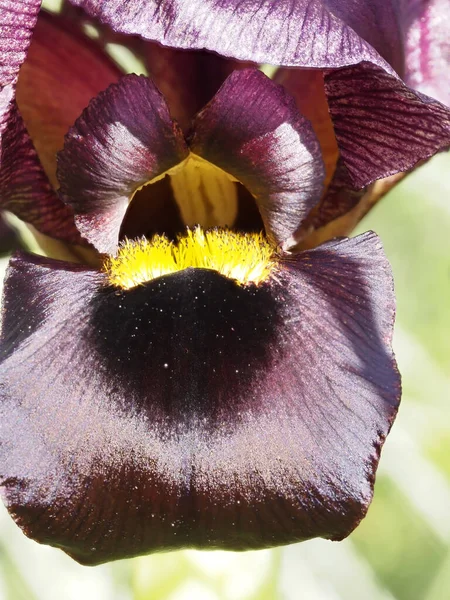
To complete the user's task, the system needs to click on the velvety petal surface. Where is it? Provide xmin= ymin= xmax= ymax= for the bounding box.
xmin=57 ymin=74 xmax=189 ymax=254
xmin=191 ymin=69 xmax=325 ymax=249
xmin=0 ymin=101 xmax=83 ymax=244
xmin=325 ymin=62 xmax=450 ymax=189
xmin=0 ymin=231 xmax=400 ymax=564
xmin=16 ymin=10 xmax=122 ymax=188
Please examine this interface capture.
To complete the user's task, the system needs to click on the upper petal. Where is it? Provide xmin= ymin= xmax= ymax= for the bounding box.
xmin=57 ymin=74 xmax=189 ymax=254
xmin=325 ymin=62 xmax=450 ymax=189
xmin=0 ymin=0 xmax=41 ymax=135
xmin=403 ymin=0 xmax=450 ymax=106
xmin=68 ymin=1 xmax=449 ymax=106
xmin=142 ymin=43 xmax=252 ymax=131
xmin=16 ymin=10 xmax=122 ymax=188
xmin=273 ymin=68 xmax=339 ymax=189
xmin=0 ymin=0 xmax=40 ymax=87
xmin=190 ymin=69 xmax=325 ymax=249
xmin=67 ymin=0 xmax=394 ymax=71
xmin=0 ymin=101 xmax=83 ymax=245
xmin=0 ymin=232 xmax=400 ymax=564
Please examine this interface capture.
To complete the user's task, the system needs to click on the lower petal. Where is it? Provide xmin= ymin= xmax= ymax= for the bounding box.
xmin=0 ymin=232 xmax=400 ymax=564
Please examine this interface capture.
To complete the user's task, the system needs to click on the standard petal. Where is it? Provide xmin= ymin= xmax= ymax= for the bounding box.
xmin=143 ymin=43 xmax=252 ymax=131
xmin=0 ymin=232 xmax=399 ymax=564
xmin=67 ymin=0 xmax=394 ymax=71
xmin=0 ymin=101 xmax=83 ymax=244
xmin=274 ymin=68 xmax=339 ymax=189
xmin=404 ymin=0 xmax=450 ymax=106
xmin=57 ymin=74 xmax=189 ymax=254
xmin=0 ymin=0 xmax=41 ymax=134
xmin=325 ymin=62 xmax=450 ymax=188
xmin=16 ymin=10 xmax=122 ymax=187
xmin=191 ymin=69 xmax=325 ymax=249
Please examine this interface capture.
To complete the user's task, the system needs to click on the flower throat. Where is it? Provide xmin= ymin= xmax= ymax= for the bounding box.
xmin=104 ymin=228 xmax=276 ymax=289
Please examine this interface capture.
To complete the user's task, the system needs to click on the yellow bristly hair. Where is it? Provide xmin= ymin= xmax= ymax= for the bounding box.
xmin=104 ymin=228 xmax=276 ymax=289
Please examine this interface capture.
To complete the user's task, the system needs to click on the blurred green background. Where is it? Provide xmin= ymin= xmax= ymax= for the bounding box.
xmin=1 ymin=1 xmax=450 ymax=597
xmin=1 ymin=150 xmax=449 ymax=600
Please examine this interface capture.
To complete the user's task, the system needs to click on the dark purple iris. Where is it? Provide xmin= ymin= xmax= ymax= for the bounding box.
xmin=1 ymin=2 xmax=449 ymax=251
xmin=0 ymin=0 xmax=447 ymax=567
xmin=0 ymin=64 xmax=401 ymax=565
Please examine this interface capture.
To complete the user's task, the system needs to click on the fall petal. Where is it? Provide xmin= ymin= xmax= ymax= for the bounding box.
xmin=57 ymin=74 xmax=189 ymax=254
xmin=191 ymin=69 xmax=325 ymax=248
xmin=16 ymin=10 xmax=122 ymax=188
xmin=0 ymin=231 xmax=399 ymax=564
xmin=325 ymin=62 xmax=450 ymax=188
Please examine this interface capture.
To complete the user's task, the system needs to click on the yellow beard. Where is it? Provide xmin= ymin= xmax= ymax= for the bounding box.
xmin=104 ymin=227 xmax=276 ymax=289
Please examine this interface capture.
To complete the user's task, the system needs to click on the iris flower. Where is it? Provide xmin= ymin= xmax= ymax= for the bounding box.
xmin=1 ymin=2 xmax=449 ymax=248
xmin=0 ymin=1 xmax=446 ymax=565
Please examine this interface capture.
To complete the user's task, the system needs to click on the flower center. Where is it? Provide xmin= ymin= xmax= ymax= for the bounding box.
xmin=104 ymin=228 xmax=276 ymax=289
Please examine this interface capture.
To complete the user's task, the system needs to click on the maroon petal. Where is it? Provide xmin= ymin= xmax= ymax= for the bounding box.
xmin=0 ymin=102 xmax=83 ymax=244
xmin=0 ymin=231 xmax=399 ymax=564
xmin=325 ymin=62 xmax=450 ymax=189
xmin=142 ymin=43 xmax=252 ymax=131
xmin=57 ymin=74 xmax=189 ymax=254
xmin=191 ymin=69 xmax=325 ymax=249
xmin=273 ymin=68 xmax=339 ymax=190
xmin=0 ymin=0 xmax=40 ymax=87
xmin=16 ymin=10 xmax=122 ymax=188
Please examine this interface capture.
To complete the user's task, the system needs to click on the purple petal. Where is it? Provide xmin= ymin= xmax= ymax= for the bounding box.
xmin=0 ymin=0 xmax=41 ymax=135
xmin=1 ymin=232 xmax=399 ymax=564
xmin=191 ymin=69 xmax=325 ymax=249
xmin=273 ymin=68 xmax=339 ymax=189
xmin=57 ymin=74 xmax=189 ymax=254
xmin=142 ymin=44 xmax=252 ymax=131
xmin=403 ymin=0 xmax=450 ymax=106
xmin=0 ymin=0 xmax=40 ymax=87
xmin=0 ymin=102 xmax=83 ymax=244
xmin=68 ymin=0 xmax=394 ymax=72
xmin=16 ymin=10 xmax=122 ymax=188
xmin=325 ymin=62 xmax=450 ymax=189
xmin=68 ymin=1 xmax=450 ymax=108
